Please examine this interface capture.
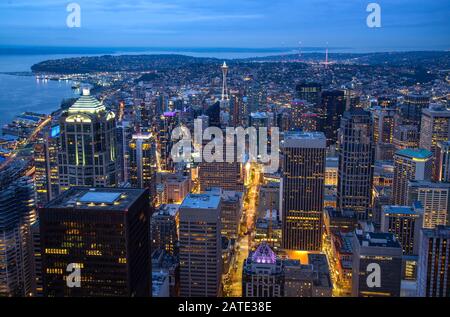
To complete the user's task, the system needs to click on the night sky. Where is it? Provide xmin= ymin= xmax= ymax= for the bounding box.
xmin=0 ymin=0 xmax=449 ymax=51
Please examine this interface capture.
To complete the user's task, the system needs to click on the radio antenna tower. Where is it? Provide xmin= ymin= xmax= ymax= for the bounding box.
xmin=325 ymin=42 xmax=329 ymax=68
xmin=298 ymin=41 xmax=302 ymax=60
xmin=221 ymin=61 xmax=229 ymax=101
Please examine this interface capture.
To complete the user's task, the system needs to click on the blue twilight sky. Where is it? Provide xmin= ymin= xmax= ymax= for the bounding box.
xmin=0 ymin=0 xmax=449 ymax=51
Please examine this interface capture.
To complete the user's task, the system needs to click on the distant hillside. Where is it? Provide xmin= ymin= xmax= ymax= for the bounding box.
xmin=247 ymin=51 xmax=450 ymax=67
xmin=31 ymin=54 xmax=219 ymax=74
xmin=31 ymin=51 xmax=450 ymax=74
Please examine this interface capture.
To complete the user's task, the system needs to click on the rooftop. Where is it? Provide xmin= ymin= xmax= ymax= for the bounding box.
xmin=78 ymin=192 xmax=121 ymax=204
xmin=69 ymin=89 xmax=106 ymax=113
xmin=355 ymin=231 xmax=402 ymax=249
xmin=395 ymin=148 xmax=432 ymax=160
xmin=45 ymin=187 xmax=147 ymax=211
xmin=250 ymin=112 xmax=269 ymax=119
xmin=251 ymin=243 xmax=276 ymax=264
xmin=282 ymin=131 xmax=326 ymax=149
xmin=154 ymin=204 xmax=180 ymax=217
xmin=326 ymin=157 xmax=338 ymax=168
xmin=181 ymin=192 xmax=221 ymax=210
xmin=421 ymin=225 xmax=450 ymax=238
xmin=382 ymin=205 xmax=422 ymax=216
xmin=408 ymin=180 xmax=450 ymax=189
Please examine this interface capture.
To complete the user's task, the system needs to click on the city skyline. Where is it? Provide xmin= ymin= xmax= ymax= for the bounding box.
xmin=1 ymin=0 xmax=450 ymax=304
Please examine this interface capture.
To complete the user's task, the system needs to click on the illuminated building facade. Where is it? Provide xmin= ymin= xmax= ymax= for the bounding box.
xmin=392 ymin=148 xmax=432 ymax=205
xmin=393 ymin=125 xmax=420 ymax=150
xmin=179 ymin=192 xmax=222 ymax=297
xmin=34 ymin=124 xmax=61 ymax=206
xmin=0 ymin=174 xmax=36 ymax=296
xmin=151 ymin=204 xmax=179 ymax=256
xmin=219 ymin=189 xmax=243 ymax=240
xmin=157 ymin=111 xmax=179 ymax=172
xmin=40 ymin=187 xmax=151 ymax=297
xmin=407 ymin=180 xmax=450 ymax=229
xmin=129 ymin=133 xmax=157 ymax=203
xmin=281 ymin=132 xmax=326 ymax=251
xmin=372 ymin=107 xmax=396 ymax=144
xmin=337 ymin=109 xmax=374 ymax=220
xmin=58 ymin=89 xmax=118 ymax=190
xmin=419 ymin=104 xmax=450 ymax=178
xmin=417 ymin=225 xmax=450 ymax=297
xmin=163 ymin=173 xmax=191 ymax=204
xmin=400 ymin=94 xmax=430 ymax=128
xmin=325 ymin=157 xmax=338 ymax=186
xmin=257 ymin=181 xmax=280 ymax=218
xmin=372 ymin=107 xmax=396 ymax=160
xmin=242 ymin=243 xmax=283 ymax=297
xmin=198 ymin=136 xmax=244 ymax=192
xmin=436 ymin=140 xmax=450 ymax=182
xmin=116 ymin=120 xmax=134 ymax=184
xmin=381 ymin=204 xmax=423 ymax=255
xmin=321 ymin=89 xmax=345 ymax=145
xmin=352 ymin=231 xmax=403 ymax=297
xmin=296 ymin=82 xmax=322 ymax=107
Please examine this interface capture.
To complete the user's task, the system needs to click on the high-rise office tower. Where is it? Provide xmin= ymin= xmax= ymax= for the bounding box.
xmin=151 ymin=204 xmax=179 ymax=256
xmin=163 ymin=172 xmax=191 ymax=204
xmin=393 ymin=125 xmax=420 ymax=150
xmin=435 ymin=140 xmax=450 ymax=182
xmin=372 ymin=107 xmax=396 ymax=160
xmin=337 ymin=109 xmax=374 ymax=220
xmin=296 ymin=82 xmax=322 ymax=106
xmin=0 ymin=171 xmax=36 ymax=297
xmin=321 ymin=90 xmax=345 ymax=145
xmin=222 ymin=190 xmax=243 ymax=240
xmin=116 ymin=120 xmax=134 ymax=183
xmin=392 ymin=148 xmax=432 ymax=205
xmin=128 ymin=133 xmax=157 ymax=203
xmin=352 ymin=231 xmax=403 ymax=297
xmin=157 ymin=111 xmax=179 ymax=172
xmin=289 ymin=100 xmax=308 ymax=131
xmin=281 ymin=131 xmax=326 ymax=251
xmin=344 ymin=89 xmax=361 ymax=111
xmin=419 ymin=104 xmax=450 ymax=178
xmin=198 ymin=135 xmax=244 ymax=192
xmin=372 ymin=107 xmax=396 ymax=143
xmin=40 ymin=187 xmax=151 ymax=297
xmin=381 ymin=204 xmax=423 ymax=255
xmin=417 ymin=225 xmax=450 ymax=297
xmin=30 ymin=221 xmax=43 ymax=296
xmin=58 ymin=88 xmax=118 ymax=191
xmin=407 ymin=180 xmax=450 ymax=229
xmin=34 ymin=124 xmax=61 ymax=206
xmin=179 ymin=192 xmax=222 ymax=297
xmin=230 ymin=91 xmax=247 ymax=127
xmin=400 ymin=94 xmax=430 ymax=129
xmin=242 ymin=243 xmax=283 ymax=297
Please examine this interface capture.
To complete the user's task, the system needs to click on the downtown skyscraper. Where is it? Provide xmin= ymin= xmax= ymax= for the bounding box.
xmin=417 ymin=226 xmax=450 ymax=297
xmin=337 ymin=109 xmax=374 ymax=220
xmin=392 ymin=148 xmax=432 ymax=205
xmin=40 ymin=187 xmax=151 ymax=297
xmin=128 ymin=132 xmax=157 ymax=203
xmin=281 ymin=131 xmax=326 ymax=251
xmin=57 ymin=88 xmax=118 ymax=191
xmin=0 ymin=165 xmax=37 ymax=297
xmin=419 ymin=104 xmax=450 ymax=178
xmin=179 ymin=191 xmax=222 ymax=297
